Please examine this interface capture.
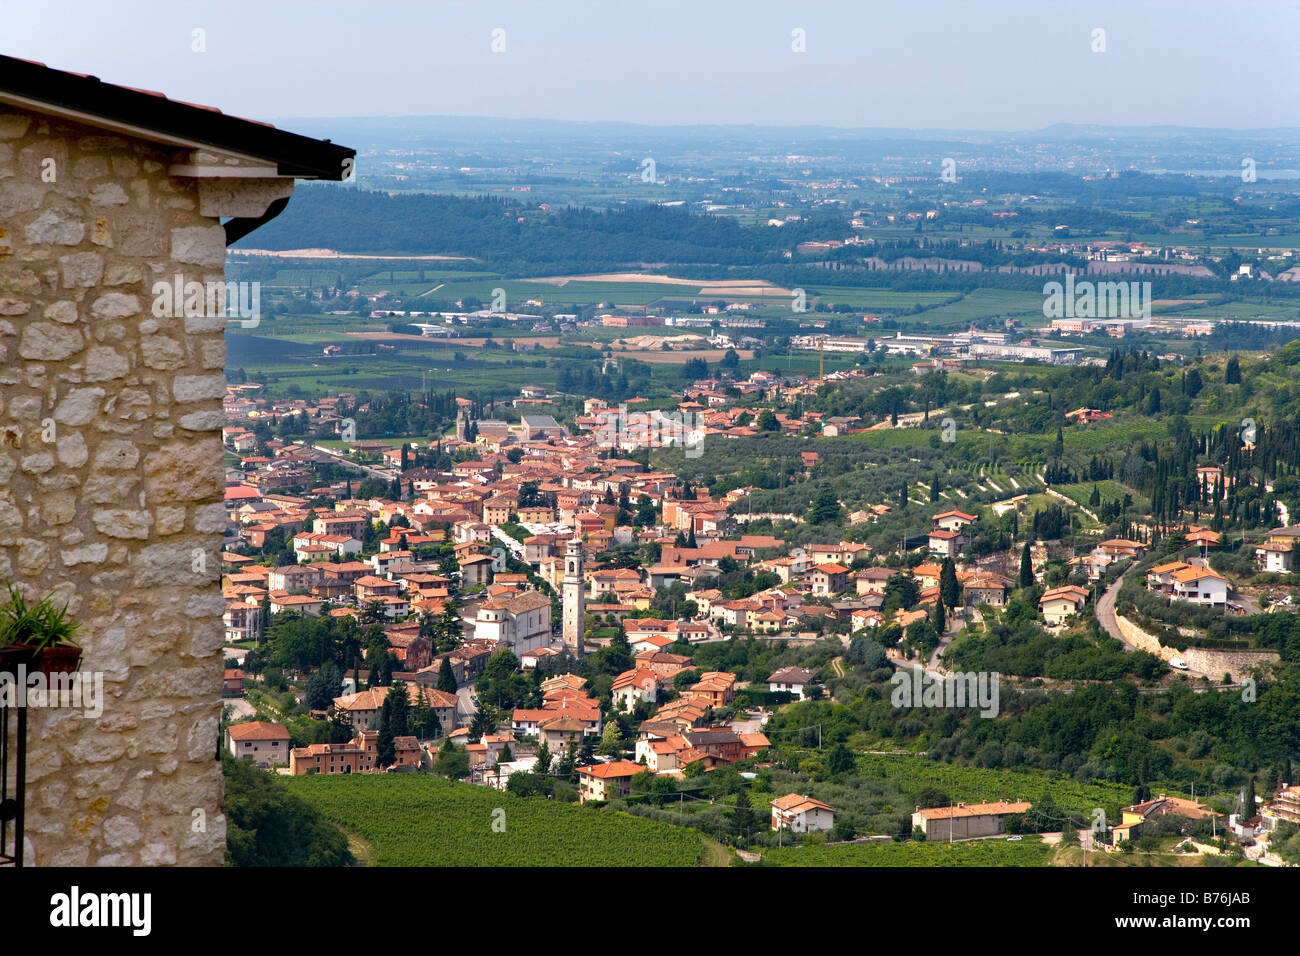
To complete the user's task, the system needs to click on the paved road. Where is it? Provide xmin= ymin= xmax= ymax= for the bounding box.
xmin=1095 ymin=572 xmax=1125 ymax=645
xmin=455 ymin=684 xmax=477 ymax=724
xmin=490 ymin=527 xmax=526 ymax=561
xmin=888 ymin=654 xmax=949 ymax=684
xmin=730 ymin=712 xmax=768 ymax=735
xmin=222 ymin=698 xmax=256 ymax=720
xmin=927 ymin=612 xmax=965 ymax=671
xmin=1096 ymin=570 xmax=1215 ymax=680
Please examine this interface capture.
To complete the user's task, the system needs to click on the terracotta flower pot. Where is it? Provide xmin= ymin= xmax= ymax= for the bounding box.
xmin=0 ymin=643 xmax=83 ymax=677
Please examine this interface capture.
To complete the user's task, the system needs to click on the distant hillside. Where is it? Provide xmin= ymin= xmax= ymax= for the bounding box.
xmin=238 ymin=185 xmax=836 ymax=274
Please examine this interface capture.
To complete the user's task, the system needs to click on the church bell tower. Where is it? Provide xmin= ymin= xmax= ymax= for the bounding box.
xmin=562 ymin=538 xmax=585 ymax=656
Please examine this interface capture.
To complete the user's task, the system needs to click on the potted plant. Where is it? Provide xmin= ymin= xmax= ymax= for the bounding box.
xmin=0 ymin=586 xmax=83 ymax=676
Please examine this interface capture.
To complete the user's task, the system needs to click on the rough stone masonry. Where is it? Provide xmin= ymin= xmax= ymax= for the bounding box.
xmin=0 ymin=106 xmax=229 ymax=865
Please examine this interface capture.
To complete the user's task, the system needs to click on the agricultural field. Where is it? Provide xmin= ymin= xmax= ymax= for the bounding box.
xmin=1055 ymin=480 xmax=1146 ymax=511
xmin=355 ymin=268 xmax=500 ymax=294
xmin=910 ymin=289 xmax=1051 ymax=327
xmin=757 ymin=834 xmax=1054 ymax=867
xmin=1149 ymin=297 xmax=1300 ymax=321
xmin=313 ymin=436 xmax=428 ymax=451
xmin=259 ymin=267 xmax=346 ymax=289
xmin=799 ymin=286 xmax=958 ymax=312
xmin=430 ymin=276 xmax=709 ymax=308
xmin=840 ymin=424 xmax=975 ymax=452
xmin=850 ymin=753 xmax=1139 ymax=816
xmin=226 ymin=326 xmax=568 ymax=399
xmin=969 ymin=464 xmax=1047 ymax=494
xmin=282 ymin=774 xmax=704 ymax=867
xmin=1059 ymin=417 xmax=1171 ymax=453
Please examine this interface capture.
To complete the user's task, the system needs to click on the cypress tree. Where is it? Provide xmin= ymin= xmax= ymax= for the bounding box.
xmin=376 ymin=697 xmax=396 ymax=768
xmin=939 ymin=557 xmax=960 ymax=609
xmin=535 ymin=739 xmax=552 ymax=775
xmin=437 ymin=657 xmax=458 ymax=694
xmin=387 ymin=683 xmax=410 ymax=738
xmin=1019 ymin=541 xmax=1034 ymax=588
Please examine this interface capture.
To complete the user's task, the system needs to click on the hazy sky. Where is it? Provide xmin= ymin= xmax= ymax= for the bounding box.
xmin=7 ymin=0 xmax=1298 ymax=129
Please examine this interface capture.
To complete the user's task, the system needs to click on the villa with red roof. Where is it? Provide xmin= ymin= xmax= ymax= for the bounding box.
xmin=771 ymin=794 xmax=835 ymax=833
xmin=226 ymin=722 xmax=292 ymax=768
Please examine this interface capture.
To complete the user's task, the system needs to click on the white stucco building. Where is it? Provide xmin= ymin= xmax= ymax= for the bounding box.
xmin=474 ymin=590 xmax=553 ymax=653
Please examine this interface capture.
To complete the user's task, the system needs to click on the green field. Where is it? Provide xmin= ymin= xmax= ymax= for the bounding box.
xmin=356 ymin=268 xmax=500 ymax=294
xmin=225 ymin=324 xmax=568 ymax=398
xmin=1150 ymin=298 xmax=1300 ymax=321
xmin=801 ymin=287 xmax=958 ymax=311
xmin=759 ymin=834 xmax=1053 ymax=866
xmin=1055 ymin=480 xmax=1144 ymax=511
xmin=282 ymin=774 xmax=704 ymax=866
xmin=911 ymin=289 xmax=1050 ymax=326
xmin=1058 ymin=418 xmax=1171 ymax=453
xmin=851 ymin=754 xmax=1137 ymax=815
xmin=429 ymin=277 xmax=710 ymax=308
xmin=314 ymin=435 xmax=429 ymax=450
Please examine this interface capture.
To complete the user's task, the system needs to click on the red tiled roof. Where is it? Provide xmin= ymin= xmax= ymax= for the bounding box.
xmin=577 ymin=760 xmax=643 ymax=779
xmin=227 ymin=721 xmax=290 ymax=741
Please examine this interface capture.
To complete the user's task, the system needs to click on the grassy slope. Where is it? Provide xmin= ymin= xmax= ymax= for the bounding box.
xmin=283 ymin=773 xmax=703 ymax=867
xmin=758 ymin=834 xmax=1053 ymax=867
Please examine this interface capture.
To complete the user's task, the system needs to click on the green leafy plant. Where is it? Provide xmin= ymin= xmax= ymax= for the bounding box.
xmin=0 ymin=585 xmax=83 ymax=654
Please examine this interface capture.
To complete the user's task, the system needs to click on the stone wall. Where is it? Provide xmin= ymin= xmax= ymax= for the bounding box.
xmin=1113 ymin=612 xmax=1279 ymax=682
xmin=1182 ymin=645 xmax=1279 ymax=683
xmin=0 ymin=106 xmax=228 ymax=865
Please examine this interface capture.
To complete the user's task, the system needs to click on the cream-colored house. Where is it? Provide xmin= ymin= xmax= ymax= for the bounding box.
xmin=611 ymin=667 xmax=660 ymax=712
xmin=576 ymin=760 xmax=643 ymax=803
xmin=1039 ymin=585 xmax=1089 ymax=626
xmin=226 ymin=722 xmax=292 ymax=768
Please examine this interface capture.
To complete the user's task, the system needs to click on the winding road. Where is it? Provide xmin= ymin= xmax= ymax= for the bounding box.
xmin=1095 ymin=570 xmax=1215 ymax=680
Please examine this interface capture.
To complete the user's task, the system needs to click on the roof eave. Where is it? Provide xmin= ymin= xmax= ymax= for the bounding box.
xmin=0 ymin=55 xmax=354 ymax=181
